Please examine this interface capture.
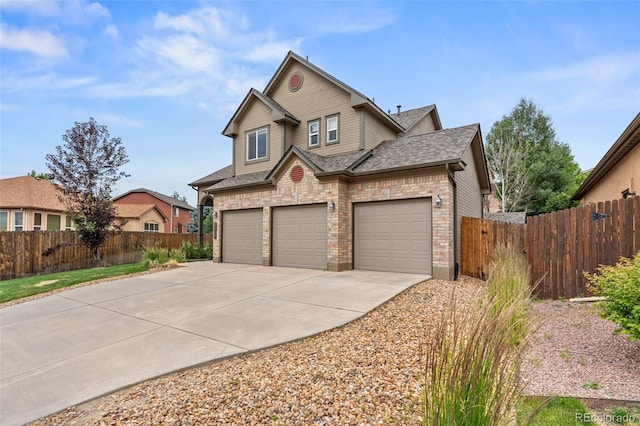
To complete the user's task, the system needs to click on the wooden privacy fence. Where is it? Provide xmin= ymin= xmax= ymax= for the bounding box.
xmin=0 ymin=231 xmax=210 ymax=280
xmin=461 ymin=196 xmax=640 ymax=299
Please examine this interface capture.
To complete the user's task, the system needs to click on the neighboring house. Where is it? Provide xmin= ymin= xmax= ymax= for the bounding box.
xmin=572 ymin=113 xmax=640 ymax=204
xmin=114 ymin=204 xmax=168 ymax=233
xmin=190 ymin=51 xmax=491 ymax=280
xmin=113 ymin=188 xmax=195 ymax=234
xmin=0 ymin=176 xmax=73 ymax=231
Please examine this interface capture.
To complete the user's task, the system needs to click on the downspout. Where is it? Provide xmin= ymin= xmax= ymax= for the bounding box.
xmin=446 ymin=163 xmax=459 ymax=280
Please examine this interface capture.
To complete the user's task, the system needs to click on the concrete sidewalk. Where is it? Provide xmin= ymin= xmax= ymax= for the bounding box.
xmin=0 ymin=262 xmax=428 ymax=426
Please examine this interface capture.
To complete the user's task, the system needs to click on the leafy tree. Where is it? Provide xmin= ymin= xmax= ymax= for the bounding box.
xmin=202 ymin=207 xmax=213 ymax=234
xmin=486 ymin=98 xmax=583 ymax=215
xmin=172 ymin=191 xmax=188 ymax=203
xmin=46 ymin=117 xmax=129 ymax=263
xmin=27 ymin=170 xmax=51 ymax=180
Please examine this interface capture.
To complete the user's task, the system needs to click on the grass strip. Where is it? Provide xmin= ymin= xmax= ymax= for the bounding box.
xmin=517 ymin=396 xmax=589 ymax=425
xmin=0 ymin=263 xmax=148 ymax=303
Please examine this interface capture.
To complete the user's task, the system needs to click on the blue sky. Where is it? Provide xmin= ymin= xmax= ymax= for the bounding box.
xmin=1 ymin=1 xmax=639 ymax=206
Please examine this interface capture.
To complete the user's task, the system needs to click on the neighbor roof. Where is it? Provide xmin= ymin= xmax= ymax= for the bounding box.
xmin=114 ymin=204 xmax=168 ymax=222
xmin=0 ymin=176 xmax=66 ymax=211
xmin=207 ymin=124 xmax=489 ymax=193
xmin=113 ymin=188 xmax=195 ymax=210
xmin=572 ymin=113 xmax=640 ymax=200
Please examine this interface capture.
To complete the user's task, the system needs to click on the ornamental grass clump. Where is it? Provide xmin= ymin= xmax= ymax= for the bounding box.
xmin=423 ymin=245 xmax=534 ymax=426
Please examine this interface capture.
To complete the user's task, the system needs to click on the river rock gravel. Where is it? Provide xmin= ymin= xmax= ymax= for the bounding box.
xmin=26 ymin=275 xmax=639 ymax=425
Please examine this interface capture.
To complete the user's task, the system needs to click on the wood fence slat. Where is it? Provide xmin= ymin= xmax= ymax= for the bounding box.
xmin=0 ymin=231 xmax=202 ymax=280
xmin=460 ymin=197 xmax=638 ymax=300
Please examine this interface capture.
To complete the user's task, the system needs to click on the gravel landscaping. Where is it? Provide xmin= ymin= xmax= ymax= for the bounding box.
xmin=24 ymin=275 xmax=639 ymax=425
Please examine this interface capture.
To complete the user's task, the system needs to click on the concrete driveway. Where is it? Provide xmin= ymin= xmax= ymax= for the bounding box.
xmin=0 ymin=261 xmax=428 ymax=426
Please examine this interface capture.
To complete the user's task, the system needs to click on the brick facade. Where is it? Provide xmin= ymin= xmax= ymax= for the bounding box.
xmin=212 ymin=156 xmax=455 ymax=280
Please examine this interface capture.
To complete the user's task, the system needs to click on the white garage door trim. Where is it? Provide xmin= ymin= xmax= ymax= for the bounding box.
xmin=222 ymin=209 xmax=262 ymax=265
xmin=354 ymin=198 xmax=432 ymax=274
xmin=272 ymin=204 xmax=327 ymax=270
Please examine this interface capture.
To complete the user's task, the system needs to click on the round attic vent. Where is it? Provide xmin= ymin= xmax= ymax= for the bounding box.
xmin=288 ymin=72 xmax=303 ymax=92
xmin=291 ymin=165 xmax=304 ymax=183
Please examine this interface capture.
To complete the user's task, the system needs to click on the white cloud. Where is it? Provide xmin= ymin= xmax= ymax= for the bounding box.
xmin=153 ymin=6 xmax=226 ymax=37
xmin=0 ymin=24 xmax=68 ymax=58
xmin=104 ymin=24 xmax=120 ymax=40
xmin=0 ymin=1 xmax=60 ymax=15
xmin=529 ymin=53 xmax=640 ymax=84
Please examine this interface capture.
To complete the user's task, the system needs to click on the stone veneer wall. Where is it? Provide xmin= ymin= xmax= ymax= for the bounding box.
xmin=212 ymin=157 xmax=455 ymax=280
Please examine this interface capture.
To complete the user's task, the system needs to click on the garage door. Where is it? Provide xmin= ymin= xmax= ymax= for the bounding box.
xmin=272 ymin=204 xmax=327 ymax=269
xmin=354 ymin=198 xmax=432 ymax=274
xmin=222 ymin=209 xmax=262 ymax=265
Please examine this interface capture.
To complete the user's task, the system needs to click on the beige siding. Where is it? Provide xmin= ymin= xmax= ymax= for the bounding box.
xmin=403 ymin=115 xmax=437 ymax=137
xmin=364 ymin=110 xmax=397 ymax=150
xmin=269 ymin=63 xmax=362 ymax=155
xmin=581 ymin=142 xmax=640 ymax=204
xmin=233 ymin=100 xmax=283 ymax=176
xmin=456 ymin=144 xmax=483 ymax=262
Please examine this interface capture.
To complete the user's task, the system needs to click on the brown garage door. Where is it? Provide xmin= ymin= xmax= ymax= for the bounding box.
xmin=222 ymin=209 xmax=262 ymax=265
xmin=272 ymin=204 xmax=327 ymax=269
xmin=354 ymin=198 xmax=432 ymax=274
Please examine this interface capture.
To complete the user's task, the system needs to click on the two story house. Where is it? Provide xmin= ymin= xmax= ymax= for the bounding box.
xmin=113 ymin=188 xmax=195 ymax=234
xmin=191 ymin=52 xmax=490 ymax=280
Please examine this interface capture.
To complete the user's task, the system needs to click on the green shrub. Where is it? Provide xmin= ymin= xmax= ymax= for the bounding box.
xmin=181 ymin=241 xmax=213 ymax=260
xmin=422 ymin=245 xmax=534 ymax=425
xmin=587 ymin=251 xmax=640 ymax=341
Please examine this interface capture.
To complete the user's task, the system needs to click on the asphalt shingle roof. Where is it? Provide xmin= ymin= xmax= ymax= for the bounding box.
xmin=0 ymin=176 xmax=66 ymax=211
xmin=114 ymin=188 xmax=195 ymax=210
xmin=389 ymin=105 xmax=435 ymax=133
xmin=352 ymin=124 xmax=479 ymax=173
xmin=207 ymin=170 xmax=271 ymax=191
xmin=189 ymin=164 xmax=234 ymax=186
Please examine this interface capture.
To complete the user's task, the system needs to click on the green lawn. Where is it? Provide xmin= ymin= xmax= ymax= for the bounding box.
xmin=0 ymin=263 xmax=148 ymax=303
xmin=517 ymin=396 xmax=589 ymax=425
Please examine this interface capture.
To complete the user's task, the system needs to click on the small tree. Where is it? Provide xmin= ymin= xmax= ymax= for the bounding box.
xmin=46 ymin=117 xmax=129 ymax=263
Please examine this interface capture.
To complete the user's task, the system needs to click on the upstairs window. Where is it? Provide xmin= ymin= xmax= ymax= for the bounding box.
xmin=173 ymin=206 xmax=179 ymax=217
xmin=326 ymin=115 xmax=339 ymax=144
xmin=246 ymin=127 xmax=268 ymax=161
xmin=14 ymin=211 xmax=23 ymax=231
xmin=308 ymin=120 xmax=320 ymax=147
xmin=34 ymin=212 xmax=42 ymax=231
xmin=144 ymin=222 xmax=159 ymax=233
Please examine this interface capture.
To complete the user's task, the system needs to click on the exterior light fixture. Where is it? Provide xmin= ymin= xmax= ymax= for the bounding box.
xmin=328 ymin=201 xmax=336 ymax=212
xmin=213 ymin=211 xmax=218 ymax=219
xmin=435 ymin=195 xmax=442 ymax=208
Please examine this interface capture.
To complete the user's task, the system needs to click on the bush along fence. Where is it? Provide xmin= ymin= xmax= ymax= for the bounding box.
xmin=0 ymin=231 xmax=213 ymax=280
xmin=461 ymin=196 xmax=640 ymax=300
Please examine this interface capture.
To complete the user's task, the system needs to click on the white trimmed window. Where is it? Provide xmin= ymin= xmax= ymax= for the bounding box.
xmin=144 ymin=222 xmax=159 ymax=233
xmin=14 ymin=211 xmax=23 ymax=231
xmin=34 ymin=213 xmax=42 ymax=231
xmin=327 ymin=115 xmax=339 ymax=144
xmin=308 ymin=120 xmax=320 ymax=147
xmin=246 ymin=127 xmax=268 ymax=161
xmin=173 ymin=206 xmax=179 ymax=217
xmin=65 ymin=216 xmax=74 ymax=230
